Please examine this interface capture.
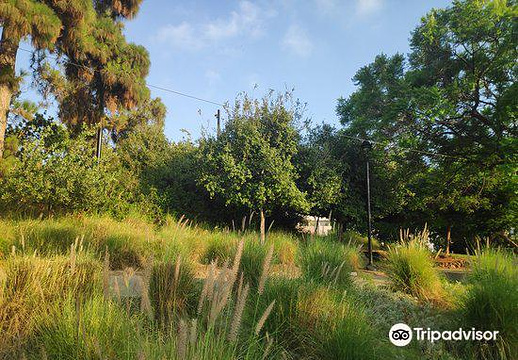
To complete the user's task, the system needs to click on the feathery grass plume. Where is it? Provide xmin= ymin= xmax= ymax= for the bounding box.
xmin=189 ymin=318 xmax=198 ymax=347
xmin=140 ymin=257 xmax=153 ymax=319
xmin=113 ymin=277 xmax=121 ymax=302
xmin=262 ymin=332 xmax=273 ymax=360
xmin=236 ymin=272 xmax=244 ymax=300
xmin=173 ymin=255 xmax=182 ymax=287
xmin=69 ymin=242 xmax=76 ymax=273
xmin=102 ymin=248 xmax=110 ymax=300
xmin=258 ymin=245 xmax=274 ymax=295
xmin=197 ymin=262 xmax=216 ymax=315
xmin=232 ymin=240 xmax=244 ymax=278
xmin=93 ymin=338 xmax=103 ymax=360
xmin=387 ymin=228 xmax=444 ymax=302
xmin=177 ymin=318 xmax=188 ymax=360
xmin=255 ymin=300 xmax=276 ymax=335
xmin=229 ymin=282 xmax=250 ymax=342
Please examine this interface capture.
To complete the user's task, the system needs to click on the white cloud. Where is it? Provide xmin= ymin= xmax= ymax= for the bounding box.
xmin=282 ymin=24 xmax=313 ymax=57
xmin=155 ymin=1 xmax=275 ymax=50
xmin=356 ymin=0 xmax=383 ymax=16
xmin=315 ymin=0 xmax=338 ymax=15
xmin=155 ymin=22 xmax=202 ymax=50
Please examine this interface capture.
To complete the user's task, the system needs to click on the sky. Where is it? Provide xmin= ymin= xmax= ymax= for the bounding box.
xmin=16 ymin=0 xmax=452 ymax=141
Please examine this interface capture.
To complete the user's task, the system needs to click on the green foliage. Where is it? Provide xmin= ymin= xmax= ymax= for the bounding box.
xmin=299 ymin=238 xmax=361 ymax=287
xmin=200 ymin=91 xmax=309 ymax=225
xmin=0 ymin=119 xmax=155 ymax=218
xmin=297 ymin=124 xmax=343 ymax=217
xmin=240 ymin=240 xmax=268 ymax=288
xmin=461 ymin=248 xmax=518 ymax=360
xmin=336 ymin=0 xmax=517 ymax=244
xmin=200 ymin=234 xmax=237 ymax=266
xmin=251 ymin=279 xmax=389 ymax=359
xmin=30 ymin=296 xmax=142 ymax=360
xmin=0 ymin=216 xmax=159 ymax=269
xmin=0 ymin=253 xmax=102 ymax=354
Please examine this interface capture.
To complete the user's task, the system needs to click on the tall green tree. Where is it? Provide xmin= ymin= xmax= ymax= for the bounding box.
xmin=0 ymin=0 xmax=61 ymax=157
xmin=296 ymin=124 xmax=343 ymax=228
xmin=337 ymin=0 xmax=517 ymax=247
xmin=200 ymin=91 xmax=309 ymax=243
xmin=0 ymin=0 xmax=146 ymax=157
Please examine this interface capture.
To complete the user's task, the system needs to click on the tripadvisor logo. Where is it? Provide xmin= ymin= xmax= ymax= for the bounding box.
xmin=389 ymin=323 xmax=500 ymax=347
xmin=389 ymin=323 xmax=412 ymax=346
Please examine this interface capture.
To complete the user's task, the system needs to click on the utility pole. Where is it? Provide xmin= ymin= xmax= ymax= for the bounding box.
xmin=215 ymin=109 xmax=221 ymax=137
xmin=96 ymin=126 xmax=103 ymax=159
xmin=362 ymin=140 xmax=374 ymax=269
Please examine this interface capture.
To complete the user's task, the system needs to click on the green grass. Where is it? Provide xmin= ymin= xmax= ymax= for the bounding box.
xmin=248 ymin=278 xmax=390 ymax=359
xmin=460 ymin=248 xmax=518 ymax=360
xmin=149 ymin=256 xmax=199 ymax=324
xmin=0 ymin=251 xmax=101 ymax=355
xmin=1 ymin=215 xmax=514 ymax=360
xmin=386 ymin=236 xmax=444 ymax=303
xmin=299 ymin=238 xmax=361 ymax=287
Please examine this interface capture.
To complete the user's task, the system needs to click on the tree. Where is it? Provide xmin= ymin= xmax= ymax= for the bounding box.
xmin=296 ymin=124 xmax=343 ymax=230
xmin=0 ymin=0 xmax=61 ymax=157
xmin=0 ymin=0 xmax=146 ymax=157
xmin=337 ymin=0 xmax=517 ymax=247
xmin=0 ymin=114 xmax=149 ymax=216
xmin=200 ymin=91 xmax=309 ymax=243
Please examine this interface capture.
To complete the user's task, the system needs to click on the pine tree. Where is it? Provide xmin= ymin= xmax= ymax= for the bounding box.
xmin=0 ymin=0 xmax=145 ymax=157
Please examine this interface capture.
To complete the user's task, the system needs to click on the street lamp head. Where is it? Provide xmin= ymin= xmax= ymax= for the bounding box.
xmin=361 ymin=140 xmax=372 ymax=151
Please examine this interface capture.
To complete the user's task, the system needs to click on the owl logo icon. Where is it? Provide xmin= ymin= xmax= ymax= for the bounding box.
xmin=389 ymin=323 xmax=413 ymax=346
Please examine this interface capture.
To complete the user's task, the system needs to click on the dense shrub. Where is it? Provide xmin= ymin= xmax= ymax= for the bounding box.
xmin=0 ymin=121 xmax=155 ymax=218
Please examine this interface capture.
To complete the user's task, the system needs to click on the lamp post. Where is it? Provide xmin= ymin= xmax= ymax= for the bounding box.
xmin=362 ymin=140 xmax=374 ymax=269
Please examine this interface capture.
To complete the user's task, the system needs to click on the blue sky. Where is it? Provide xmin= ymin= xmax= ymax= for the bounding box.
xmin=16 ymin=0 xmax=452 ymax=141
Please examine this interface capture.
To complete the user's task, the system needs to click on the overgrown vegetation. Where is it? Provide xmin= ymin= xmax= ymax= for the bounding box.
xmin=0 ymin=0 xmax=516 ymax=358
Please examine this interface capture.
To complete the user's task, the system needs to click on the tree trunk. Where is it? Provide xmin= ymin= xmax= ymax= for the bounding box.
xmin=313 ymin=216 xmax=320 ymax=236
xmin=446 ymin=225 xmax=452 ymax=256
xmin=0 ymin=28 xmax=20 ymax=158
xmin=337 ymin=222 xmax=344 ymax=242
xmin=260 ymin=208 xmax=266 ymax=244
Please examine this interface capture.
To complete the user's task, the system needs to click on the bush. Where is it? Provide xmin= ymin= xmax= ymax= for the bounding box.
xmin=386 ymin=236 xmax=444 ymax=302
xmin=299 ymin=239 xmax=360 ymax=287
xmin=0 ymin=120 xmax=155 ymax=218
xmin=461 ymin=249 xmax=518 ymax=360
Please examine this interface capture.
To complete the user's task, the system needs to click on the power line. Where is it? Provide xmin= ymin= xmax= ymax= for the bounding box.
xmin=15 ymin=47 xmax=465 ymax=159
xmin=17 ymin=47 xmax=224 ymax=107
xmin=341 ymin=134 xmax=464 ymax=160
